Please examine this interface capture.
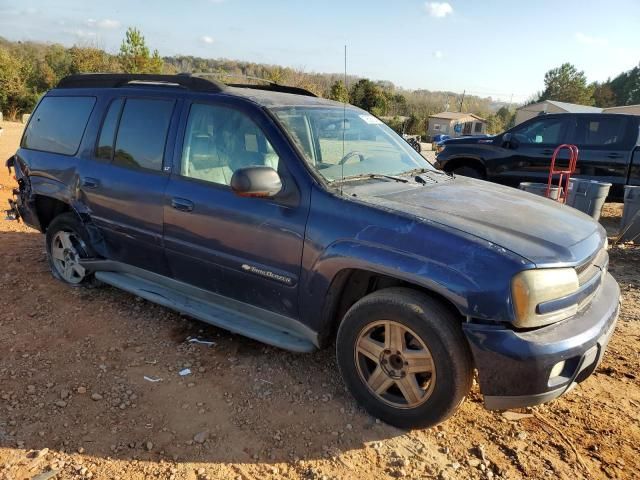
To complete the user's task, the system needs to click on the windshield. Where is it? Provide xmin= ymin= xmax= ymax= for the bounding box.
xmin=271 ymin=106 xmax=434 ymax=182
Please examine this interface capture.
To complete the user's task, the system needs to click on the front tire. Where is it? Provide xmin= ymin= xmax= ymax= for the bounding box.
xmin=46 ymin=212 xmax=98 ymax=287
xmin=452 ymin=165 xmax=483 ymax=179
xmin=336 ymin=288 xmax=473 ymax=429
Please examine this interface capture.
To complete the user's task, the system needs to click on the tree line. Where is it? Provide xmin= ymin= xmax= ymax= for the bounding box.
xmin=536 ymin=62 xmax=640 ymax=108
xmin=0 ymin=27 xmax=509 ymax=136
xmin=6 ymin=28 xmax=637 ymax=137
xmin=0 ymin=28 xmax=163 ymax=120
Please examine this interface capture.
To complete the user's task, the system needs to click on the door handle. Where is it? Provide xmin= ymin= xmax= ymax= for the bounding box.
xmin=81 ymin=177 xmax=100 ymax=188
xmin=541 ymin=149 xmax=554 ymax=156
xmin=171 ymin=197 xmax=194 ymax=212
xmin=608 ymin=153 xmax=622 ymax=159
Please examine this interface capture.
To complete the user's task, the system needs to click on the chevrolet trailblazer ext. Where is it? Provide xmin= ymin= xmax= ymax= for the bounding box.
xmin=6 ymin=74 xmax=619 ymax=428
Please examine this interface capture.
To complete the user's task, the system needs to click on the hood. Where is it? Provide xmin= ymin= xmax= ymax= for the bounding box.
xmin=345 ymin=177 xmax=604 ymax=266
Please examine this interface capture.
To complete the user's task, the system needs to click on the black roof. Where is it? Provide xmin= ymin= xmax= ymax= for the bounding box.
xmin=57 ymin=73 xmax=226 ymax=92
xmin=225 ymin=86 xmax=345 ymax=108
xmin=55 ymin=73 xmax=345 ymax=108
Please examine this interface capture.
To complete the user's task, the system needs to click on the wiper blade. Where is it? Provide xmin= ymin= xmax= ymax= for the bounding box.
xmin=335 ymin=173 xmax=409 ymax=184
xmin=402 ymin=167 xmax=452 ymax=177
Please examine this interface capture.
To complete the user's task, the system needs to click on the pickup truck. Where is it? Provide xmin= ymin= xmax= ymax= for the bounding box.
xmin=6 ymin=74 xmax=620 ymax=428
xmin=434 ymin=113 xmax=640 ymax=199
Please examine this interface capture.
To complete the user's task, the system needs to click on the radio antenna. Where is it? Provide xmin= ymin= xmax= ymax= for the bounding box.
xmin=340 ymin=44 xmax=347 ymax=195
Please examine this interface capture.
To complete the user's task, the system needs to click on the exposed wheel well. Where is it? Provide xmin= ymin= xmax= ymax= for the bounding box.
xmin=34 ymin=196 xmax=71 ymax=232
xmin=443 ymin=158 xmax=486 ymax=178
xmin=319 ymin=269 xmax=464 ymax=347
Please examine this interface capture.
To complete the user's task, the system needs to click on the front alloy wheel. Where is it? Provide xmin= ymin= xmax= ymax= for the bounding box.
xmin=355 ymin=320 xmax=436 ymax=408
xmin=336 ymin=288 xmax=473 ymax=429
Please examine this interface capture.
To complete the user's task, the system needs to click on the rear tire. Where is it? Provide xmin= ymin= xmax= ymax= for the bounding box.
xmin=452 ymin=165 xmax=483 ymax=179
xmin=46 ymin=212 xmax=99 ymax=287
xmin=336 ymin=288 xmax=473 ymax=429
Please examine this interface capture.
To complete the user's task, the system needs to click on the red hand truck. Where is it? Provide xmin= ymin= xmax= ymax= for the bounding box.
xmin=546 ymin=144 xmax=578 ymax=204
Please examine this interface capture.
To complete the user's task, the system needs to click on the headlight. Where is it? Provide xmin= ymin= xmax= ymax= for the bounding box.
xmin=511 ymin=268 xmax=579 ymax=328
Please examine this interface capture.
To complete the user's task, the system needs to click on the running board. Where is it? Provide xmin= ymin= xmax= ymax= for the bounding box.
xmin=86 ymin=263 xmax=317 ymax=353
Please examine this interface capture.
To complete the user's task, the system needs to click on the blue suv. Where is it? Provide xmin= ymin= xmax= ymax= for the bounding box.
xmin=6 ymin=74 xmax=619 ymax=428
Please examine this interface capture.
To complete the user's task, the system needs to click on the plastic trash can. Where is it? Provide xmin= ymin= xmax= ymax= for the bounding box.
xmin=620 ymin=185 xmax=640 ymax=242
xmin=566 ymin=178 xmax=612 ymax=221
xmin=518 ymin=182 xmax=562 ymax=201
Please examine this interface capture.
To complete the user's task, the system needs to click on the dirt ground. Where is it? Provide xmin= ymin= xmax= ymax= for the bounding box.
xmin=0 ymin=120 xmax=638 ymax=480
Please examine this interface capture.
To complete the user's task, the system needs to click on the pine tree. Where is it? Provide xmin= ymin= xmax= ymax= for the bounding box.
xmin=119 ymin=27 xmax=163 ymax=74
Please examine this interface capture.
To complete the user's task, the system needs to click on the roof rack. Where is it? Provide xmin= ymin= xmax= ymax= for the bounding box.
xmin=56 ymin=73 xmax=225 ymax=92
xmin=56 ymin=73 xmax=317 ymax=98
xmin=197 ymin=72 xmax=277 ymax=85
xmin=226 ymin=83 xmax=317 ymax=97
xmin=189 ymin=72 xmax=317 ymax=97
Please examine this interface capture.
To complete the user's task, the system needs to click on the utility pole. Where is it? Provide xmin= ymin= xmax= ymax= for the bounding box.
xmin=458 ymin=90 xmax=466 ymax=112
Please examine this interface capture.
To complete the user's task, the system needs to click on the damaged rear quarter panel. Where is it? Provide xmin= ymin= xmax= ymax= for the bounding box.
xmin=12 ymin=149 xmax=81 ymax=230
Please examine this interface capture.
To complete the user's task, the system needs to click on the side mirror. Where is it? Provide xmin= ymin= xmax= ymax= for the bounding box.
xmin=230 ymin=166 xmax=282 ymax=198
xmin=502 ymin=132 xmax=518 ymax=149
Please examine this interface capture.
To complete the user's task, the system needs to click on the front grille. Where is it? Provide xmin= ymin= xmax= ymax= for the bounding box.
xmin=575 ymin=247 xmax=608 ymax=310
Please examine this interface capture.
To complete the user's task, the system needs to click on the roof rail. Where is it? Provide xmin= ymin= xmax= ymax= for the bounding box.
xmin=195 ymin=72 xmax=277 ymax=85
xmin=227 ymin=83 xmax=317 ymax=97
xmin=189 ymin=72 xmax=317 ymax=97
xmin=56 ymin=73 xmax=226 ymax=92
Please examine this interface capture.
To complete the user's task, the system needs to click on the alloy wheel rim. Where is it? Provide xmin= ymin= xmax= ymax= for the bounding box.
xmin=354 ymin=320 xmax=436 ymax=409
xmin=51 ymin=231 xmax=86 ymax=284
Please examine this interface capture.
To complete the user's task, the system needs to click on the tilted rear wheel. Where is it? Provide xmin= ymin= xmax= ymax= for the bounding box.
xmin=46 ymin=212 xmax=98 ymax=287
xmin=336 ymin=288 xmax=473 ymax=429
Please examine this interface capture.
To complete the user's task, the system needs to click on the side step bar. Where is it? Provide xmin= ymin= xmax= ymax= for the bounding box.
xmin=82 ymin=260 xmax=317 ymax=353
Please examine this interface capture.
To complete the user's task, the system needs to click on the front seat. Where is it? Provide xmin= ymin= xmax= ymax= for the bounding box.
xmin=187 ymin=134 xmax=233 ymax=185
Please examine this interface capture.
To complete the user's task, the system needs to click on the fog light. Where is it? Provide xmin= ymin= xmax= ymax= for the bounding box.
xmin=549 ymin=360 xmax=566 ymax=379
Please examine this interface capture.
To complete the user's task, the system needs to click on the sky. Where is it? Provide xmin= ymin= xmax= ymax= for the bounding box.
xmin=1 ymin=0 xmax=639 ymax=103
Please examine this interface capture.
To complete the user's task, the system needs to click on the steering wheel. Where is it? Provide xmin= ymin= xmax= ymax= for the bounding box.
xmin=513 ymin=133 xmax=529 ymax=144
xmin=338 ymin=151 xmax=365 ymax=165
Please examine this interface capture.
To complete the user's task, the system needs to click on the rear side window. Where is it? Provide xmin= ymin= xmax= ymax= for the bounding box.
xmin=113 ymin=98 xmax=175 ymax=171
xmin=96 ymin=98 xmax=124 ymax=160
xmin=21 ymin=96 xmax=96 ymax=155
xmin=575 ymin=117 xmax=628 ymax=147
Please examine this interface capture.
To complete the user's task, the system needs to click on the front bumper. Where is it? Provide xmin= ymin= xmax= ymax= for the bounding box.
xmin=463 ymin=272 xmax=620 ymax=410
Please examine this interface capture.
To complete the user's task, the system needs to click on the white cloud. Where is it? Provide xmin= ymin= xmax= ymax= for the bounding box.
xmin=425 ymin=2 xmax=453 ymax=18
xmin=200 ymin=35 xmax=214 ymax=44
xmin=64 ymin=28 xmax=97 ymax=38
xmin=0 ymin=7 xmax=37 ymax=15
xmin=433 ymin=50 xmax=444 ymax=59
xmin=86 ymin=18 xmax=121 ymax=29
xmin=575 ymin=32 xmax=607 ymax=46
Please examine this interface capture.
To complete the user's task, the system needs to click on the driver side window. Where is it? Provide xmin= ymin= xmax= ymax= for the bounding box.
xmin=181 ymin=103 xmax=279 ymax=186
xmin=512 ymin=117 xmax=569 ymax=145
